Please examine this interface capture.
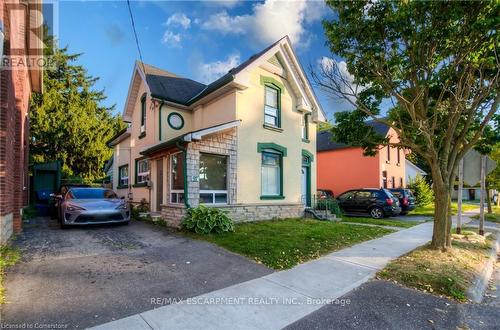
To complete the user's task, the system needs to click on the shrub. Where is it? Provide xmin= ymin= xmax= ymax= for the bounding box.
xmin=407 ymin=174 xmax=434 ymax=206
xmin=315 ymin=198 xmax=343 ymax=217
xmin=182 ymin=205 xmax=234 ymax=234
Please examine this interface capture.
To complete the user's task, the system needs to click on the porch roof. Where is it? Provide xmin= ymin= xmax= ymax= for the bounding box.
xmin=140 ymin=120 xmax=241 ymax=157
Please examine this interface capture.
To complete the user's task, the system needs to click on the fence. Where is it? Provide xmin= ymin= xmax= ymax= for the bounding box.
xmin=306 ymin=195 xmax=342 ymax=221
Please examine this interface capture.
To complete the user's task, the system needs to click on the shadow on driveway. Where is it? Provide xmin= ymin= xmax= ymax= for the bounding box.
xmin=2 ymin=217 xmax=271 ymax=329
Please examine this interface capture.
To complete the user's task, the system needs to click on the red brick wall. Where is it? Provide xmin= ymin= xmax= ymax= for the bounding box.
xmin=1 ymin=1 xmax=33 ymax=236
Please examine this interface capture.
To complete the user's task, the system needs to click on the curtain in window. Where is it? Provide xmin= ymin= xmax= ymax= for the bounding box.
xmin=261 ymin=152 xmax=280 ymax=196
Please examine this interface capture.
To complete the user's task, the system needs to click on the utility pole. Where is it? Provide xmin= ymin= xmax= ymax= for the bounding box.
xmin=479 ymin=155 xmax=486 ymax=236
xmin=456 ymin=158 xmax=463 ymax=234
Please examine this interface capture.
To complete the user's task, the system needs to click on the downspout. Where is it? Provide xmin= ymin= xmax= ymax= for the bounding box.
xmin=175 ymin=141 xmax=190 ymax=208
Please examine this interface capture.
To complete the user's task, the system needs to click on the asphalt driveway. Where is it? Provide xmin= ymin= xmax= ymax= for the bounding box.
xmin=2 ymin=217 xmax=271 ymax=329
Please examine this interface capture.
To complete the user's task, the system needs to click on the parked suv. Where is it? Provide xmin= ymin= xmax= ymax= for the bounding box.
xmin=336 ymin=188 xmax=401 ymax=219
xmin=389 ymin=188 xmax=416 ymax=215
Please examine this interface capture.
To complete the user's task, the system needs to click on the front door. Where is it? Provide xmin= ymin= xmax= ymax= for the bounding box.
xmin=156 ymin=158 xmax=163 ymax=212
xmin=301 ymin=166 xmax=310 ymax=206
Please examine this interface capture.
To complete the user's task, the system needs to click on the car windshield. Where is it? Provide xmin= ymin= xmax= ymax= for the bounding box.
xmin=67 ymin=188 xmax=118 ymax=199
xmin=383 ymin=189 xmax=396 ymax=199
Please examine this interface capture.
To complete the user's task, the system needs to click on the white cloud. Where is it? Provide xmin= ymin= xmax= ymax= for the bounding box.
xmin=197 ymin=53 xmax=240 ymax=83
xmin=166 ymin=13 xmax=191 ymax=29
xmin=200 ymin=0 xmax=326 ymax=48
xmin=200 ymin=11 xmax=248 ymax=34
xmin=161 ymin=30 xmax=182 ymax=47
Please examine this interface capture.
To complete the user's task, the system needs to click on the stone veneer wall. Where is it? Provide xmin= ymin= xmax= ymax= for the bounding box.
xmin=161 ymin=203 xmax=304 ymax=228
xmin=186 ymin=128 xmax=238 ymax=207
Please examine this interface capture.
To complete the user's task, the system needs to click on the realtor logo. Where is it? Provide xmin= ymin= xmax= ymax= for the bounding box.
xmin=2 ymin=0 xmax=58 ymax=70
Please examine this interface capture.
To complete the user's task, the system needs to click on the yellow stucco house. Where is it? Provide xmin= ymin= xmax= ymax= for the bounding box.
xmin=107 ymin=36 xmax=325 ymax=226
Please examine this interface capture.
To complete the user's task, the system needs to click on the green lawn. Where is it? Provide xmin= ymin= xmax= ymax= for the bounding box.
xmin=341 ymin=216 xmax=418 ymax=228
xmin=378 ymin=232 xmax=493 ymax=302
xmin=185 ymin=218 xmax=394 ymax=270
xmin=410 ymin=202 xmax=478 ymax=217
xmin=471 ymin=206 xmax=500 ymax=223
xmin=0 ymin=246 xmax=20 ymax=304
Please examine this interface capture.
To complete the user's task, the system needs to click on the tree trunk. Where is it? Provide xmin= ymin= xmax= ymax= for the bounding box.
xmin=430 ymin=179 xmax=452 ymax=251
xmin=486 ymin=179 xmax=492 ymax=214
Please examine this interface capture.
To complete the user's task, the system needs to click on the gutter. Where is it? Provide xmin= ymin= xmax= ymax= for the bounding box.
xmin=175 ymin=141 xmax=190 ymax=209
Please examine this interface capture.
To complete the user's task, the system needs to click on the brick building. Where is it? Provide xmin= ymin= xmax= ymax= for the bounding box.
xmin=0 ymin=1 xmax=43 ymax=243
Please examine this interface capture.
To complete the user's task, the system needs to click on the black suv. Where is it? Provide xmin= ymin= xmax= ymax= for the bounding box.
xmin=336 ymin=188 xmax=401 ymax=219
xmin=389 ymin=188 xmax=416 ymax=215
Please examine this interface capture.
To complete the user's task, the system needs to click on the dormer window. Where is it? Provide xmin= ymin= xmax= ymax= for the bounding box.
xmin=264 ymin=85 xmax=280 ymax=128
xmin=140 ymin=93 xmax=146 ymax=138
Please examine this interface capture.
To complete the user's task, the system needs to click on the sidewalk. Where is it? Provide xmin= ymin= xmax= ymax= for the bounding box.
xmin=92 ymin=213 xmax=476 ymax=330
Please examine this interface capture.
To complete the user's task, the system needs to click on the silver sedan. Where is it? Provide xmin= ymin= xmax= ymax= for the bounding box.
xmin=54 ymin=187 xmax=130 ymax=228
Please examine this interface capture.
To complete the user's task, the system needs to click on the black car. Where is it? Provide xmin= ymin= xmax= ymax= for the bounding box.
xmin=336 ymin=188 xmax=401 ymax=219
xmin=317 ymin=189 xmax=334 ymax=199
xmin=389 ymin=188 xmax=416 ymax=215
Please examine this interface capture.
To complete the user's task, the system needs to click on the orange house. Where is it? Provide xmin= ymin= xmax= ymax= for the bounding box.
xmin=317 ymin=122 xmax=406 ymax=197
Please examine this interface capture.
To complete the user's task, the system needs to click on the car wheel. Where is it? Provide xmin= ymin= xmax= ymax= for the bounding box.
xmin=370 ymin=207 xmax=384 ymax=219
xmin=400 ymin=212 xmax=408 ymax=216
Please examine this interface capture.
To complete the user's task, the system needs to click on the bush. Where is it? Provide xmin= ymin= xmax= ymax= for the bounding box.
xmin=315 ymin=198 xmax=343 ymax=217
xmin=407 ymin=174 xmax=434 ymax=206
xmin=182 ymin=205 xmax=234 ymax=234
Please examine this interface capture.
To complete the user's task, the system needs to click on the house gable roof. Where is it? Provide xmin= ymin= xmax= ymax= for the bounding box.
xmin=123 ymin=36 xmax=325 ymax=122
xmin=317 ymin=121 xmax=391 ymax=152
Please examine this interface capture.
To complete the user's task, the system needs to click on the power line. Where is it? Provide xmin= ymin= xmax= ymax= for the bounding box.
xmin=126 ymin=0 xmax=147 ymax=74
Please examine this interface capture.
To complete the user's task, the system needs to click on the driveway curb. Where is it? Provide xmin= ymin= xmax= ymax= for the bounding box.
xmin=467 ymin=234 xmax=500 ymax=303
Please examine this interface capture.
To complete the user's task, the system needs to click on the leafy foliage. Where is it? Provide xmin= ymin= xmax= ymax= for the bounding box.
xmin=182 ymin=205 xmax=234 ymax=234
xmin=316 ymin=1 xmax=499 ymax=249
xmin=407 ymin=175 xmax=434 ymax=207
xmin=315 ymin=198 xmax=342 ymax=217
xmin=30 ymin=43 xmax=125 ymax=181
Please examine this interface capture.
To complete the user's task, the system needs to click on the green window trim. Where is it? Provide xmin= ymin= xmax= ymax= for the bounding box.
xmin=118 ymin=164 xmax=129 ymax=188
xmin=257 ymin=142 xmax=287 ymax=157
xmin=263 ymin=82 xmax=282 ymax=129
xmin=134 ymin=157 xmax=150 ymax=185
xmin=258 ymin=143 xmax=286 ymax=200
xmin=260 ymin=195 xmax=285 ymax=200
xmin=158 ymin=102 xmax=164 ymax=141
xmin=302 ymin=149 xmax=314 ymax=162
xmin=260 ymin=75 xmax=285 ymax=93
xmin=140 ymin=93 xmax=147 ymax=127
xmin=167 ymin=112 xmax=185 ymax=130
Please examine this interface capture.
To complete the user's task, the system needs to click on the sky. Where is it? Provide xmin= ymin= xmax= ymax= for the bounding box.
xmin=56 ymin=0 xmax=347 ymax=121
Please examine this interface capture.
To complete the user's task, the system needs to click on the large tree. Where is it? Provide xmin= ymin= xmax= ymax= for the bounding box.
xmin=30 ymin=45 xmax=124 ymax=181
xmin=314 ymin=1 xmax=499 ymax=250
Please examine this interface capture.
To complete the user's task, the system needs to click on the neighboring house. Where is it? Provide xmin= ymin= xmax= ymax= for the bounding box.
xmin=107 ymin=36 xmax=325 ymax=226
xmin=405 ymin=159 xmax=426 ymax=182
xmin=0 ymin=2 xmax=43 ymax=244
xmin=317 ymin=122 xmax=406 ymax=197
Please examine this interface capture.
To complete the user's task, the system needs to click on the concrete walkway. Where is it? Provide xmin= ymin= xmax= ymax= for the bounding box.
xmin=92 ymin=213 xmax=476 ymax=330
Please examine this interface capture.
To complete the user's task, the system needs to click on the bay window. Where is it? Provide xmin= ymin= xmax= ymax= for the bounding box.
xmin=170 ymin=152 xmax=185 ymax=203
xmin=199 ymin=153 xmax=228 ymax=204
